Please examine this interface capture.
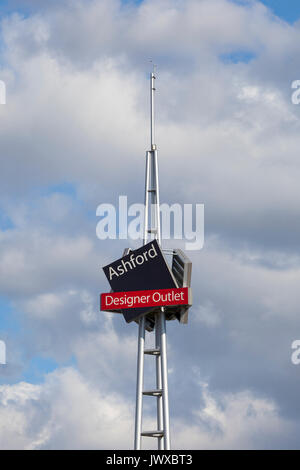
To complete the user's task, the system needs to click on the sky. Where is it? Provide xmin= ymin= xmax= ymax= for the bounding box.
xmin=1 ymin=0 xmax=300 ymax=450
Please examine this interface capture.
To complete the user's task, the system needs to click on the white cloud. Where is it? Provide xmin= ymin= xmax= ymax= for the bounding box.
xmin=0 ymin=367 xmax=134 ymax=449
xmin=0 ymin=369 xmax=296 ymax=450
xmin=194 ymin=300 xmax=222 ymax=327
xmin=1 ymin=0 xmax=300 ymax=449
xmin=0 ymin=230 xmax=97 ymax=296
xmin=173 ymin=382 xmax=294 ymax=450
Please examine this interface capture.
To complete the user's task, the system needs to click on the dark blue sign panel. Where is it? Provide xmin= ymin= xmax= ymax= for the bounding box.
xmin=102 ymin=239 xmax=177 ymax=322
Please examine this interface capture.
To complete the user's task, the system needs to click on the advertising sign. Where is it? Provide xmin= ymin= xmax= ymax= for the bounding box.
xmin=101 ymin=287 xmax=191 ymax=311
xmin=102 ymin=239 xmax=178 ymax=322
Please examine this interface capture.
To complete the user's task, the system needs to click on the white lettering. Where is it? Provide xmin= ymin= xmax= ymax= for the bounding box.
xmin=161 ymin=203 xmax=182 ymax=240
xmin=118 ymin=196 xmax=128 ymax=239
xmin=109 ymin=266 xmax=119 ymax=280
xmin=96 ymin=204 xmax=116 ymax=240
xmin=106 ymin=296 xmax=114 ymax=306
xmin=148 ymin=243 xmax=157 ymax=258
xmin=291 ymin=80 xmax=300 ymax=104
xmin=0 ymin=80 xmax=6 ymax=105
xmin=291 ymin=340 xmax=300 ymax=365
xmin=0 ymin=340 xmax=6 ymax=365
xmin=135 ymin=255 xmax=144 ymax=265
xmin=184 ymin=203 xmax=204 ymax=251
xmin=128 ymin=203 xmax=144 ymax=240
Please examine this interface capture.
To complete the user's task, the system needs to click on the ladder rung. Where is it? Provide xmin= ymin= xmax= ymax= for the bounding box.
xmin=147 ymin=189 xmax=156 ymax=193
xmin=143 ymin=389 xmax=163 ymax=397
xmin=144 ymin=348 xmax=160 ymax=356
xmin=147 ymin=229 xmax=157 ymax=233
xmin=141 ymin=430 xmax=164 ymax=438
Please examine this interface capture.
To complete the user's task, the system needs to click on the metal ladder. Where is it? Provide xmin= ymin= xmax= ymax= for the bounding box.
xmin=134 ymin=71 xmax=171 ymax=450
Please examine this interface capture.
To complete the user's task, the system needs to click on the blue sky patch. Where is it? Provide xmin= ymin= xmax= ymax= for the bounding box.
xmin=21 ymin=355 xmax=77 ymax=384
xmin=0 ymin=210 xmax=15 ymax=231
xmin=260 ymin=0 xmax=300 ymax=24
xmin=41 ymin=182 xmax=78 ymax=199
xmin=220 ymin=50 xmax=256 ymax=64
xmin=0 ymin=296 xmax=20 ymax=335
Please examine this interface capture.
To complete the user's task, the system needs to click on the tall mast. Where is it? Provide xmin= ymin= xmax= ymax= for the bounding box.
xmin=134 ymin=70 xmax=171 ymax=451
xmin=150 ymin=71 xmax=156 ymax=150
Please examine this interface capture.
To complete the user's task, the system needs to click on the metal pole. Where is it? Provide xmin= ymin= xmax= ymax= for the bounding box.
xmin=134 ymin=68 xmax=171 ymax=450
xmin=155 ymin=314 xmax=164 ymax=450
xmin=160 ymin=309 xmax=171 ymax=450
xmin=143 ymin=151 xmax=150 ymax=244
xmin=134 ymin=315 xmax=145 ymax=450
xmin=150 ymin=72 xmax=156 ymax=150
xmin=133 ymin=77 xmax=152 ymax=450
xmin=151 ymin=69 xmax=171 ymax=450
xmin=153 ymin=150 xmax=161 ymax=245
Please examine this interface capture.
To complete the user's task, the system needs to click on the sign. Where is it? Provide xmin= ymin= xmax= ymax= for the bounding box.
xmin=102 ymin=239 xmax=178 ymax=323
xmin=101 ymin=287 xmax=190 ymax=311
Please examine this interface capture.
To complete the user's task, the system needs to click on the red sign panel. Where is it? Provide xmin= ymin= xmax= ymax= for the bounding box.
xmin=101 ymin=287 xmax=190 ymax=312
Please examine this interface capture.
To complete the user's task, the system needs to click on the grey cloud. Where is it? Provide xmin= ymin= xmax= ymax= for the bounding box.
xmin=0 ymin=366 xmax=299 ymax=449
xmin=0 ymin=0 xmax=300 ymax=449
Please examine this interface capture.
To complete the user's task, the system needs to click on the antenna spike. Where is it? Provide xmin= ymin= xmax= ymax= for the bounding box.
xmin=150 ymin=68 xmax=157 ymax=150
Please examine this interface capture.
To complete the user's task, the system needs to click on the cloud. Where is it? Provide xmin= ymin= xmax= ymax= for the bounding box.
xmin=0 ymin=229 xmax=97 ymax=297
xmin=1 ymin=0 xmax=300 ymax=449
xmin=173 ymin=382 xmax=296 ymax=450
xmin=1 ymin=0 xmax=300 ymax=255
xmin=194 ymin=300 xmax=222 ymax=327
xmin=0 ymin=368 xmax=298 ymax=450
xmin=0 ymin=367 xmax=134 ymax=449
